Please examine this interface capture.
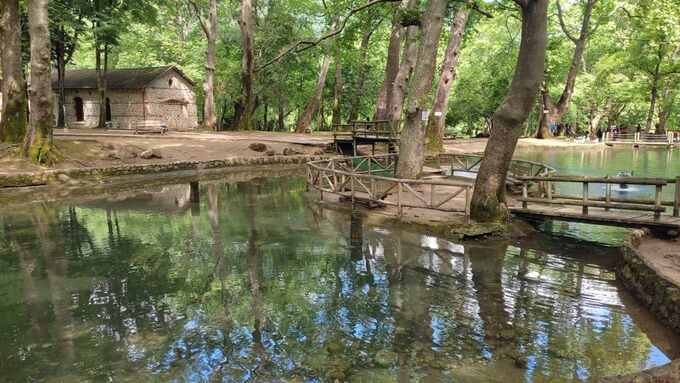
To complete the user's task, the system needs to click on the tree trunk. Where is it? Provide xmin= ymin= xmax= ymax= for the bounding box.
xmin=536 ymin=84 xmax=554 ymax=138
xmin=657 ymin=82 xmax=675 ymax=134
xmin=470 ymin=0 xmax=548 ymax=222
xmin=236 ymin=0 xmax=256 ymax=130
xmin=277 ymin=98 xmax=285 ymax=131
xmin=348 ymin=28 xmax=375 ymax=122
xmin=205 ymin=0 xmax=218 ymax=130
xmin=0 ymin=0 xmax=28 ymax=144
xmin=425 ymin=6 xmax=470 ymax=152
xmin=23 ymin=0 xmax=55 ymax=164
xmin=332 ymin=58 xmax=343 ymax=127
xmin=395 ymin=0 xmax=448 ymax=178
xmin=374 ymin=11 xmax=402 ymax=121
xmin=536 ymin=0 xmax=597 ymax=139
xmin=56 ymin=27 xmax=67 ymax=129
xmin=388 ymin=0 xmax=420 ymax=125
xmin=645 ymin=51 xmax=663 ymax=133
xmin=295 ymin=55 xmax=332 ymax=133
xmin=96 ymin=44 xmax=109 ymax=129
xmin=588 ymin=107 xmax=606 ymax=140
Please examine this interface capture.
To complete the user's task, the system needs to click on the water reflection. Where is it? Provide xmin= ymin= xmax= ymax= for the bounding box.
xmin=0 ymin=177 xmax=677 ymax=382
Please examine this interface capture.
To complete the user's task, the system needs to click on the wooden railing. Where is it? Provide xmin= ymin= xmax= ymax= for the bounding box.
xmin=434 ymin=153 xmax=556 ymax=185
xmin=307 ymin=154 xmax=473 ymax=218
xmin=605 ymin=132 xmax=675 ymax=145
xmin=518 ymin=175 xmax=680 ymax=219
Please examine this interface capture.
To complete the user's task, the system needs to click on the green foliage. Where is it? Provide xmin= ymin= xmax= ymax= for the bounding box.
xmin=43 ymin=0 xmax=680 ymax=133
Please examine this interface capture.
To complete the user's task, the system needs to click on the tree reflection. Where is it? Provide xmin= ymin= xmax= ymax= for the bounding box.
xmin=0 ymin=177 xmax=673 ymax=382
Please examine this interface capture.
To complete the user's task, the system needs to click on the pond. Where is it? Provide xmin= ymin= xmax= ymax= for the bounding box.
xmin=0 ymin=175 xmax=678 ymax=382
xmin=513 ymin=146 xmax=680 ymax=245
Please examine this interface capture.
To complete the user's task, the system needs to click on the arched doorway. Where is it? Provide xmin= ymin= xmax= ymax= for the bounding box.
xmin=74 ymin=97 xmax=84 ymax=121
xmin=105 ymin=98 xmax=112 ymax=122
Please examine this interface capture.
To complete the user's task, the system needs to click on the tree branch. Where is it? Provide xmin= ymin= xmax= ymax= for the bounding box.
xmin=456 ymin=0 xmax=492 ymax=18
xmin=255 ymin=0 xmax=401 ymax=72
xmin=556 ymin=0 xmax=578 ymax=43
xmin=187 ymin=0 xmax=209 ymax=37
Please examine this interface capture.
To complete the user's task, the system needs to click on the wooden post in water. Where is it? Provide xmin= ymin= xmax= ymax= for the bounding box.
xmin=582 ymin=182 xmax=589 ymax=215
xmin=190 ymin=181 xmax=200 ymax=203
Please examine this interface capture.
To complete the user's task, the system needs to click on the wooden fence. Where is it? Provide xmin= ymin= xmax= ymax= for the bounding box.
xmin=434 ymin=153 xmax=556 ymax=186
xmin=307 ymin=154 xmax=473 ymax=218
xmin=518 ymin=175 xmax=680 ymax=219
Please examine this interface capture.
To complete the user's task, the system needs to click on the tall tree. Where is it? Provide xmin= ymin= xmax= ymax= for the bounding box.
xmin=331 ymin=58 xmax=343 ymax=126
xmin=387 ymin=0 xmax=420 ymax=125
xmin=374 ymin=9 xmax=403 ymax=121
xmin=396 ymin=0 xmax=448 ymax=178
xmin=51 ymin=0 xmax=82 ymax=129
xmin=425 ymin=5 xmax=471 ymax=152
xmin=536 ymin=0 xmax=599 ymax=139
xmin=24 ymin=0 xmax=55 ymax=164
xmin=471 ymin=0 xmax=548 ymax=222
xmin=295 ymin=54 xmax=332 ymax=133
xmin=188 ymin=0 xmax=218 ymax=130
xmin=0 ymin=0 xmax=28 ymax=144
xmin=236 ymin=0 xmax=256 ymax=130
xmin=347 ymin=18 xmax=380 ymax=122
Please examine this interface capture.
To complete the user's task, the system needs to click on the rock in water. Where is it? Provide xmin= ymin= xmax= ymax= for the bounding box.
xmin=140 ymin=149 xmax=162 ymax=159
xmin=249 ymin=142 xmax=268 ymax=152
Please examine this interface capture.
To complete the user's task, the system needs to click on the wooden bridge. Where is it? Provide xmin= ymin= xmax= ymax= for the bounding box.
xmin=604 ymin=131 xmax=679 ymax=147
xmin=511 ymin=175 xmax=680 ymax=232
xmin=332 ymin=120 xmax=399 ymax=155
xmin=307 ymin=154 xmax=680 ymax=232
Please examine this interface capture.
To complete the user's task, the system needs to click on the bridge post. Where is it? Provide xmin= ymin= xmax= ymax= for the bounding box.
xmin=522 ymin=182 xmax=528 ymax=209
xmin=397 ymin=182 xmax=403 ymax=217
xmin=582 ymin=182 xmax=589 ymax=215
xmin=654 ymin=184 xmax=662 ymax=220
xmin=674 ymin=177 xmax=680 ymax=217
xmin=465 ymin=186 xmax=471 ymax=222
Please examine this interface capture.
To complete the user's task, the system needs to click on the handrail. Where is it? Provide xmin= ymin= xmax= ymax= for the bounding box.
xmin=434 ymin=153 xmax=556 ymax=183
xmin=518 ymin=175 xmax=667 ymax=185
xmin=517 ymin=174 xmax=679 ymax=219
xmin=307 ymin=154 xmax=473 ymax=219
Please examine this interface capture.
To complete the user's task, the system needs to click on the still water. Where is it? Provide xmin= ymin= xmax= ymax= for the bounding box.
xmin=514 ymin=146 xmax=680 ymax=244
xmin=0 ymin=176 xmax=678 ymax=382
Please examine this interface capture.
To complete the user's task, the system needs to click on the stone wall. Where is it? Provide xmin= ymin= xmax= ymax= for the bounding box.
xmin=617 ymin=231 xmax=680 ymax=334
xmin=144 ymin=71 xmax=198 ymax=131
xmin=55 ymin=68 xmax=198 ymax=130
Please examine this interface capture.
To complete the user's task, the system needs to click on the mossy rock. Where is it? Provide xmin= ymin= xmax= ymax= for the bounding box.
xmin=443 ymin=222 xmax=507 ymax=239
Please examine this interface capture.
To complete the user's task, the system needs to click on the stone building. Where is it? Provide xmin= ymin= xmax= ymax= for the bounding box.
xmin=51 ymin=65 xmax=198 ymax=130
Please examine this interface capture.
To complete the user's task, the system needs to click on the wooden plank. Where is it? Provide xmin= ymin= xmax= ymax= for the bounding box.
xmin=517 ymin=197 xmax=666 ymax=212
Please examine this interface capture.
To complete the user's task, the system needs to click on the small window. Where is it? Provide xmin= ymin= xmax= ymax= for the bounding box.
xmin=168 ymin=78 xmax=174 ymax=87
xmin=74 ymin=97 xmax=84 ymax=121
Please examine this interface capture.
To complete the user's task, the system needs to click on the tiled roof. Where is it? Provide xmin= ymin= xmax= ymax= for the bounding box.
xmin=51 ymin=65 xmax=194 ymax=89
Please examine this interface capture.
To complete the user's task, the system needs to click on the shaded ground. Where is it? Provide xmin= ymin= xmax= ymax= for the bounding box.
xmin=0 ymin=130 xmax=326 ymax=174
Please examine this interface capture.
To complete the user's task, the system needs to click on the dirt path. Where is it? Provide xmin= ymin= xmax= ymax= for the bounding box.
xmin=1 ymin=131 xmax=327 ymax=174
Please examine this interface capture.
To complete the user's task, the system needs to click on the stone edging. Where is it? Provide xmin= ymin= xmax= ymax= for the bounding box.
xmin=617 ymin=230 xmax=680 ymax=334
xmin=0 ymin=154 xmax=328 ymax=188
